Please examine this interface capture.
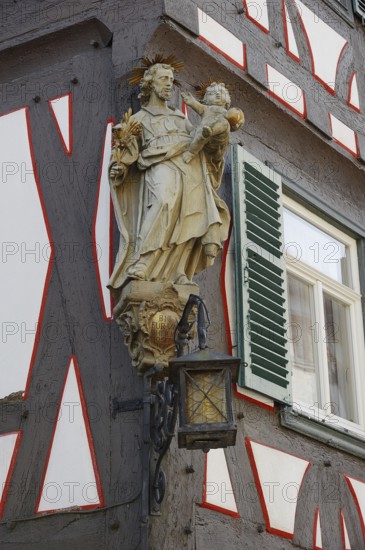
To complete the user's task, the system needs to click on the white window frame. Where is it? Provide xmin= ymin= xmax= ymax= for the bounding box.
xmin=283 ymin=195 xmax=365 ymax=437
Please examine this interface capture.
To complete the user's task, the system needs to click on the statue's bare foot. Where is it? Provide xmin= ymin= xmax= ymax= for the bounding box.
xmin=202 ymin=126 xmax=212 ymax=138
xmin=128 ymin=263 xmax=147 ymax=280
xmin=174 ymin=274 xmax=191 ymax=285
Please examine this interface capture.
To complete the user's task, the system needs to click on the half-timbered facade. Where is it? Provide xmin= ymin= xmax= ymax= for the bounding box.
xmin=1 ymin=1 xmax=365 ymax=548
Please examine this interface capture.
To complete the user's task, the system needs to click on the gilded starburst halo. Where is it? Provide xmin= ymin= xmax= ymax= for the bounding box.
xmin=194 ymin=79 xmax=230 ymax=99
xmin=128 ymin=54 xmax=184 ymax=86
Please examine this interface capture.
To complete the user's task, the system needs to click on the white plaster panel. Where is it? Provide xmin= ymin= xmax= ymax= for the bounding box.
xmin=94 ymin=121 xmax=113 ymax=319
xmin=267 ymin=64 xmax=305 ymax=116
xmin=245 ymin=0 xmax=270 ymax=31
xmin=0 ymin=108 xmax=51 ymax=399
xmin=284 ymin=2 xmax=300 ymax=59
xmin=293 ymin=0 xmax=347 ymax=92
xmin=37 ymin=358 xmax=102 ymax=512
xmin=329 ymin=113 xmax=358 ymax=156
xmin=345 ymin=476 xmax=365 ymax=541
xmin=349 ymin=73 xmax=360 ymax=111
xmin=205 ymin=448 xmax=238 ymax=514
xmin=49 ymin=94 xmax=71 ymax=154
xmin=198 ymin=8 xmax=245 ymax=68
xmin=315 ymin=511 xmax=323 ymax=548
xmin=341 ymin=511 xmax=351 ymax=549
xmin=248 ymin=439 xmax=310 ymax=535
xmin=0 ymin=433 xmax=19 ymax=507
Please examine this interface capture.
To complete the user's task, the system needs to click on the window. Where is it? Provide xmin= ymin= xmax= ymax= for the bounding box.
xmin=232 ymin=144 xmax=365 ymax=441
xmin=283 ymin=197 xmax=365 ymax=435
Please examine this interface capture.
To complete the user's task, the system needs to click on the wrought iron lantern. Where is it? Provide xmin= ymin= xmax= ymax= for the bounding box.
xmin=169 ymin=295 xmax=239 ymax=451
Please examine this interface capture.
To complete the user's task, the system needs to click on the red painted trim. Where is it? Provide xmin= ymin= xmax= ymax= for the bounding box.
xmin=201 ymin=501 xmax=241 ymax=518
xmin=266 ymin=64 xmax=307 ymax=119
xmin=313 ymin=507 xmax=322 ymax=549
xmin=24 ymin=107 xmax=54 ymax=400
xmin=199 ymin=36 xmax=246 ymax=71
xmin=348 ymin=72 xmax=361 ymax=113
xmin=234 ymin=385 xmax=276 ymax=412
xmin=243 ymin=0 xmax=270 ymax=34
xmin=201 ymin=447 xmax=208 ymax=505
xmin=245 ymin=437 xmax=311 ymax=539
xmin=0 ymin=431 xmax=22 ymax=518
xmin=292 ymin=0 xmax=347 ymax=96
xmin=181 ymin=101 xmax=188 ymax=118
xmin=93 ymin=119 xmax=114 ymax=322
xmin=48 ymin=93 xmax=73 ymax=156
xmin=344 ymin=475 xmax=365 ymax=543
xmin=35 ymin=356 xmax=104 ymax=513
xmin=0 ymin=106 xmax=26 ymax=117
xmin=201 ymin=451 xmax=240 ymax=518
xmin=282 ymin=0 xmax=300 ymax=63
xmin=109 ymin=194 xmax=115 ymax=317
xmin=220 ymin=221 xmax=233 ymax=355
xmin=328 ymin=113 xmax=359 ymax=158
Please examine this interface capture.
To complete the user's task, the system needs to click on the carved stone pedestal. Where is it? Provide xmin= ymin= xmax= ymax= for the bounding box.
xmin=113 ymin=281 xmax=199 ymax=374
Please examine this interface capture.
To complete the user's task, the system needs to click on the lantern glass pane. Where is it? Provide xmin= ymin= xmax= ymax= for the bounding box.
xmin=185 ymin=369 xmax=227 ymax=424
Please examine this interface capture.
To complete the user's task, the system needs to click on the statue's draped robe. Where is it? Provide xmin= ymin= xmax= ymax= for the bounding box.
xmin=108 ymin=104 xmax=230 ymax=296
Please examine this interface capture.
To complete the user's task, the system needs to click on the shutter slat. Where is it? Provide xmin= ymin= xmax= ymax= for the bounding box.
xmin=251 ymin=350 xmax=289 ymax=377
xmin=249 ymin=279 xmax=285 ymax=305
xmin=246 ymin=231 xmax=282 ymax=259
xmin=249 ymin=289 xmax=285 ymax=316
xmin=248 ymin=298 xmax=286 ymax=327
xmin=246 ymin=220 xmax=282 ymax=253
xmin=250 ymin=321 xmax=287 ymax=347
xmin=247 ymin=249 xmax=283 ymax=277
xmin=250 ymin=311 xmax=286 ymax=337
xmin=244 ymin=163 xmax=280 ymax=197
xmin=247 ymin=264 xmax=284 ymax=296
xmin=251 ymin=365 xmax=289 ymax=388
xmin=251 ymin=333 xmax=288 ymax=362
xmin=246 ymin=202 xmax=282 ymax=236
xmin=246 ymin=189 xmax=280 ymax=220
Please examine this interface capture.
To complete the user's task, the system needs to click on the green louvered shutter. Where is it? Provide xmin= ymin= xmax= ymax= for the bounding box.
xmin=231 ymin=145 xmax=292 ymax=404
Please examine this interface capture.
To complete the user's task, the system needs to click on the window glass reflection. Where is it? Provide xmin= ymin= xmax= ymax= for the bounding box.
xmin=283 ymin=209 xmax=350 ymax=286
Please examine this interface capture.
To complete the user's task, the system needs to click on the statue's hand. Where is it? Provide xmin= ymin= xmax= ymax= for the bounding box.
xmin=109 ymin=164 xmax=124 ymax=185
xmin=181 ymin=92 xmax=195 ymax=106
xmin=182 ymin=151 xmax=194 ymax=164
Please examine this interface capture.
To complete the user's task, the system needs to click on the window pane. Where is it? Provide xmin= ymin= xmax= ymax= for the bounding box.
xmin=287 ymin=275 xmax=320 ymax=407
xmin=283 ymin=209 xmax=350 ymax=286
xmin=185 ymin=371 xmax=227 ymax=424
xmin=323 ymin=294 xmax=358 ymax=423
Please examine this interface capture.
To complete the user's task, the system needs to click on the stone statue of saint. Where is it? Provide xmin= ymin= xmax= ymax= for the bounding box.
xmin=108 ymin=61 xmax=238 ymax=301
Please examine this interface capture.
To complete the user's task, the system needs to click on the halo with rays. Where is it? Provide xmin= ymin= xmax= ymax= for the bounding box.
xmin=194 ymin=79 xmax=230 ymax=99
xmin=128 ymin=55 xmax=184 ymax=86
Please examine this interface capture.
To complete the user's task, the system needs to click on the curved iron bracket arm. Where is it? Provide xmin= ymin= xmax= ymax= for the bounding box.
xmin=174 ymin=294 xmax=210 ymax=356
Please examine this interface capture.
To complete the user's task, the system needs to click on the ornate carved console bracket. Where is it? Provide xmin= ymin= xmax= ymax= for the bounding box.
xmin=113 ymin=281 xmax=199 ymax=374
